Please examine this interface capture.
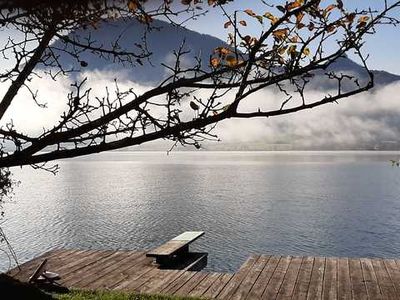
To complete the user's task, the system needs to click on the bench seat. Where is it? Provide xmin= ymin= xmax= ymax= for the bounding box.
xmin=146 ymin=231 xmax=205 ymax=267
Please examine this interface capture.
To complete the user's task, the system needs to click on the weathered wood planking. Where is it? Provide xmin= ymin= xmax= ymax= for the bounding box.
xmin=7 ymin=249 xmax=400 ymax=299
xmin=146 ymin=241 xmax=188 ymax=257
xmin=292 ymin=256 xmax=314 ymax=300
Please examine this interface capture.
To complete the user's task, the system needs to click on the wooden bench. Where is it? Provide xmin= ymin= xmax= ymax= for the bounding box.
xmin=146 ymin=231 xmax=206 ymax=268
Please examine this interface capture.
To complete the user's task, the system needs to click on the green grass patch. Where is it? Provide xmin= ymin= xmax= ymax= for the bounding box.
xmin=55 ymin=290 xmax=202 ymax=300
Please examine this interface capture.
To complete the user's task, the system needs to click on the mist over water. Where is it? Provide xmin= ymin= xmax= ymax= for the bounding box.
xmin=2 ymin=151 xmax=400 ymax=273
xmin=3 ymin=69 xmax=400 ymax=152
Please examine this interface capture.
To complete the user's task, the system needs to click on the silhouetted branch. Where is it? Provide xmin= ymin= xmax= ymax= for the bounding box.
xmin=0 ymin=0 xmax=398 ymax=169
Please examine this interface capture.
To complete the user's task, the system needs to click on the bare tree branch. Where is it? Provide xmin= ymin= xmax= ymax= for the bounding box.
xmin=0 ymin=0 xmax=398 ymax=170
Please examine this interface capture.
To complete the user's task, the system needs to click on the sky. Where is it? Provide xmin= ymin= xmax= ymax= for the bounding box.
xmin=183 ymin=0 xmax=400 ymax=75
xmin=1 ymin=0 xmax=399 ymax=73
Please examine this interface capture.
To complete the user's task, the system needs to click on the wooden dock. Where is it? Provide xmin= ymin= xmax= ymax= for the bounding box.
xmin=7 ymin=249 xmax=400 ymax=299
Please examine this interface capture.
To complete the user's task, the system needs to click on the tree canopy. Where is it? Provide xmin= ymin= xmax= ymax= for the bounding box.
xmin=0 ymin=0 xmax=399 ymax=172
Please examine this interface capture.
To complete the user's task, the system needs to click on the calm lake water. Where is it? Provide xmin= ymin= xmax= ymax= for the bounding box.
xmin=1 ymin=151 xmax=400 ymax=272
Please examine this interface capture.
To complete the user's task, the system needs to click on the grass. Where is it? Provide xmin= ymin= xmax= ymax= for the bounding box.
xmin=55 ymin=290 xmax=202 ymax=300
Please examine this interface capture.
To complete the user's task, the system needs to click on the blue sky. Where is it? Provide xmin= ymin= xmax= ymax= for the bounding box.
xmin=184 ymin=0 xmax=400 ymax=75
xmin=0 ymin=1 xmax=398 ymax=74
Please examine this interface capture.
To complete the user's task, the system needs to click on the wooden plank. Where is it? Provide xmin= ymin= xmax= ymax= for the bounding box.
xmin=70 ymin=251 xmax=143 ymax=289
xmin=383 ymin=259 xmax=400 ymax=295
xmin=115 ymin=266 xmax=160 ymax=291
xmin=276 ymin=256 xmax=303 ymax=300
xmin=292 ymin=257 xmax=314 ymax=300
xmin=33 ymin=250 xmax=75 ymax=274
xmin=322 ymin=257 xmax=338 ymax=300
xmin=8 ymin=249 xmax=76 ymax=280
xmin=112 ymin=265 xmax=154 ymax=290
xmin=44 ymin=249 xmax=86 ymax=269
xmin=139 ymin=269 xmax=185 ymax=294
xmin=174 ymin=272 xmax=208 ymax=296
xmin=51 ymin=250 xmax=104 ymax=273
xmin=217 ymin=255 xmax=260 ymax=299
xmin=348 ymin=258 xmax=368 ymax=300
xmin=371 ymin=259 xmax=397 ymax=300
xmin=147 ymin=231 xmax=204 ymax=258
xmin=161 ymin=271 xmax=197 ymax=294
xmin=188 ymin=272 xmax=223 ymax=297
xmin=392 ymin=259 xmax=400 ymax=296
xmin=202 ymin=273 xmax=234 ymax=299
xmin=156 ymin=270 xmax=190 ymax=294
xmin=79 ymin=251 xmax=142 ymax=288
xmin=337 ymin=258 xmax=352 ymax=300
xmin=230 ymin=255 xmax=270 ymax=300
xmin=88 ymin=252 xmax=150 ymax=289
xmin=36 ymin=250 xmax=88 ymax=280
xmin=125 ymin=268 xmax=163 ymax=292
xmin=137 ymin=269 xmax=184 ymax=294
xmin=247 ymin=255 xmax=281 ymax=300
xmin=262 ymin=256 xmax=292 ymax=300
xmin=55 ymin=250 xmax=115 ymax=279
xmin=7 ymin=249 xmax=57 ymax=276
xmin=12 ymin=249 xmax=92 ymax=282
xmin=60 ymin=250 xmax=127 ymax=284
xmin=45 ymin=249 xmax=84 ymax=266
xmin=306 ymin=257 xmax=325 ymax=300
xmin=360 ymin=258 xmax=382 ymax=300
xmin=107 ymin=253 xmax=154 ymax=290
xmin=146 ymin=240 xmax=188 ymax=257
xmin=171 ymin=231 xmax=204 ymax=242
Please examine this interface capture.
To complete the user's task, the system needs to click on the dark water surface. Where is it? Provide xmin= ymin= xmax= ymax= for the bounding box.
xmin=2 ymin=151 xmax=400 ymax=272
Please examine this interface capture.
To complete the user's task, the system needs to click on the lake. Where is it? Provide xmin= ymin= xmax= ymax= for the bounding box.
xmin=1 ymin=151 xmax=400 ymax=272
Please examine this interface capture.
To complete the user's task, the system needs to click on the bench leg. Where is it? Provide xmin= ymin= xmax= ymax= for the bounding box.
xmin=155 ymin=256 xmax=170 ymax=265
xmin=175 ymin=244 xmax=189 ymax=257
xmin=155 ymin=245 xmax=190 ymax=267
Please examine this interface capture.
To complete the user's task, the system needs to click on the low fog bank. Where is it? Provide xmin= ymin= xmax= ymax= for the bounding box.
xmin=212 ymin=82 xmax=400 ymax=151
xmin=1 ymin=71 xmax=400 ymax=151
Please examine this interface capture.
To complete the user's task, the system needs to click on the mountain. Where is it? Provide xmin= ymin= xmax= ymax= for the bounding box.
xmin=50 ymin=18 xmax=400 ymax=87
xmin=51 ymin=18 xmax=226 ymax=83
xmin=312 ymin=54 xmax=400 ymax=90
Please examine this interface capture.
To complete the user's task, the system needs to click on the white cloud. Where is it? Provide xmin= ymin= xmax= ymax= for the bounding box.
xmin=1 ymin=71 xmax=400 ymax=150
xmin=0 ymin=75 xmax=70 ymax=135
xmin=215 ymin=82 xmax=400 ymax=149
xmin=0 ymin=70 xmax=153 ymax=136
